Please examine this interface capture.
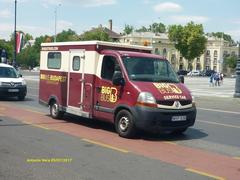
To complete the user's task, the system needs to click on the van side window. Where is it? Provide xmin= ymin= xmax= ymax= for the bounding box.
xmin=47 ymin=52 xmax=61 ymax=69
xmin=101 ymin=56 xmax=119 ymax=81
xmin=72 ymin=56 xmax=80 ymax=71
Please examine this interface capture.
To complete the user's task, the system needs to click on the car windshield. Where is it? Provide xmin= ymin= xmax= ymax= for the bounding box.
xmin=122 ymin=56 xmax=179 ymax=83
xmin=0 ymin=67 xmax=18 ymax=78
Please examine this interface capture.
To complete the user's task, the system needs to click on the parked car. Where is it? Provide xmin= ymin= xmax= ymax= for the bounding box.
xmin=201 ymin=69 xmax=216 ymax=76
xmin=187 ymin=70 xmax=201 ymax=76
xmin=231 ymin=73 xmax=237 ymax=78
xmin=0 ymin=63 xmax=27 ymax=100
xmin=32 ymin=66 xmax=40 ymax=72
xmin=177 ymin=69 xmax=189 ymax=76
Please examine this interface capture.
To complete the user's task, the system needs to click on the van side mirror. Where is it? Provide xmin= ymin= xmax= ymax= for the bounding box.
xmin=179 ymin=75 xmax=184 ymax=83
xmin=112 ymin=71 xmax=125 ymax=86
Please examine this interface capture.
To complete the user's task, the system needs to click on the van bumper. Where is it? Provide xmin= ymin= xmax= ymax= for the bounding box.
xmin=0 ymin=86 xmax=27 ymax=98
xmin=132 ymin=106 xmax=196 ymax=133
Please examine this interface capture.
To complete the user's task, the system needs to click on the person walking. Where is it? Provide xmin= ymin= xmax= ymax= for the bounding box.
xmin=209 ymin=73 xmax=214 ymax=87
xmin=220 ymin=73 xmax=224 ymax=85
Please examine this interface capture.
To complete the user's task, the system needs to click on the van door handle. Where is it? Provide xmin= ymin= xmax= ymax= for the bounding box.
xmin=96 ymin=87 xmax=101 ymax=93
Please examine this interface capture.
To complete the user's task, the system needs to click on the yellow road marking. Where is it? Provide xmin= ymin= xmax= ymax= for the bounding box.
xmin=23 ymin=108 xmax=45 ymax=115
xmin=0 ymin=103 xmax=44 ymax=115
xmin=198 ymin=120 xmax=240 ymax=129
xmin=23 ymin=121 xmax=49 ymax=130
xmin=163 ymin=141 xmax=177 ymax=145
xmin=233 ymin=157 xmax=240 ymax=160
xmin=82 ymin=138 xmax=129 ymax=153
xmin=186 ymin=168 xmax=225 ymax=180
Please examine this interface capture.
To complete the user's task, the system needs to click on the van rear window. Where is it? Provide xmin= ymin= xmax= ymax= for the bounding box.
xmin=47 ymin=52 xmax=61 ymax=69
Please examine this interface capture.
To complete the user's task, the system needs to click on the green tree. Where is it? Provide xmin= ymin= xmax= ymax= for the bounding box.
xmin=123 ymin=24 xmax=134 ymax=35
xmin=57 ymin=29 xmax=80 ymax=42
xmin=135 ymin=26 xmax=149 ymax=32
xmin=25 ymin=33 xmax=33 ymax=41
xmin=149 ymin=22 xmax=166 ymax=33
xmin=168 ymin=22 xmax=207 ymax=63
xmin=80 ymin=28 xmax=110 ymax=41
xmin=224 ymin=56 xmax=237 ymax=69
xmin=0 ymin=39 xmax=13 ymax=60
xmin=206 ymin=32 xmax=234 ymax=44
xmin=17 ymin=35 xmax=51 ymax=67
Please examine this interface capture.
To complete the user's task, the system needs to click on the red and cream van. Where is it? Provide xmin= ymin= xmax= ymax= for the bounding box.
xmin=39 ymin=41 xmax=196 ymax=138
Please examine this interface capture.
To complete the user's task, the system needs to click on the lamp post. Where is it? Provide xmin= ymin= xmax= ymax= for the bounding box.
xmin=234 ymin=42 xmax=240 ymax=98
xmin=54 ymin=4 xmax=61 ymax=42
xmin=13 ymin=0 xmax=17 ymax=67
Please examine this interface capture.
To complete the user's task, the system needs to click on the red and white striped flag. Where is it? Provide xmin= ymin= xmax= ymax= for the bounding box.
xmin=16 ymin=32 xmax=23 ymax=53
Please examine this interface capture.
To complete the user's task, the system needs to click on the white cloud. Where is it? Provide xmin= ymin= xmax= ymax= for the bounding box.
xmin=0 ymin=9 xmax=11 ymax=18
xmin=170 ymin=15 xmax=209 ymax=24
xmin=41 ymin=0 xmax=116 ymax=8
xmin=153 ymin=2 xmax=182 ymax=13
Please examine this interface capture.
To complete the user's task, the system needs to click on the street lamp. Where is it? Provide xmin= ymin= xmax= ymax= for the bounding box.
xmin=13 ymin=0 xmax=17 ymax=67
xmin=54 ymin=4 xmax=61 ymax=42
xmin=234 ymin=42 xmax=240 ymax=98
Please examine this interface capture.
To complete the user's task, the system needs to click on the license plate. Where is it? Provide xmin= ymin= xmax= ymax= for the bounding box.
xmin=171 ymin=116 xmax=186 ymax=121
xmin=8 ymin=89 xmax=19 ymax=92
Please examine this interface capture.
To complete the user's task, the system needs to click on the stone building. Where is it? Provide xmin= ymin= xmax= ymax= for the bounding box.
xmin=121 ymin=32 xmax=238 ymax=73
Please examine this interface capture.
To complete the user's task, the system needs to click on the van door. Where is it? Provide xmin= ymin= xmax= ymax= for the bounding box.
xmin=94 ymin=55 xmax=122 ymax=122
xmin=67 ymin=50 xmax=85 ymax=109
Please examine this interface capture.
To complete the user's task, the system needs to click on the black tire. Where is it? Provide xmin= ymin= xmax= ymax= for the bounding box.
xmin=115 ymin=110 xmax=137 ymax=138
xmin=18 ymin=95 xmax=25 ymax=101
xmin=50 ymin=101 xmax=64 ymax=119
xmin=171 ymin=128 xmax=188 ymax=134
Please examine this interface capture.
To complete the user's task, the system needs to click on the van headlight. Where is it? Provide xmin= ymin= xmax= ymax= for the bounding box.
xmin=22 ymin=80 xmax=27 ymax=85
xmin=136 ymin=92 xmax=157 ymax=108
xmin=192 ymin=95 xmax=196 ymax=107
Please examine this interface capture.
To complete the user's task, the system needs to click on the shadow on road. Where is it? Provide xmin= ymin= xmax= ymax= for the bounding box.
xmin=0 ymin=112 xmax=208 ymax=142
xmin=140 ymin=128 xmax=208 ymax=142
xmin=58 ymin=114 xmax=208 ymax=142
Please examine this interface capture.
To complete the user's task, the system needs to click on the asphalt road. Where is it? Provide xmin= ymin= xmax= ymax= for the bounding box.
xmin=0 ymin=72 xmax=240 ymax=180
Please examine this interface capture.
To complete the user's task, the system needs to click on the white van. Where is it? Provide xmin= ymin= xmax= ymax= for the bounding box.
xmin=0 ymin=63 xmax=27 ymax=100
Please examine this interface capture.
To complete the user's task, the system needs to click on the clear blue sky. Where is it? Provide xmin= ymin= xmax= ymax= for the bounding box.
xmin=0 ymin=0 xmax=240 ymax=41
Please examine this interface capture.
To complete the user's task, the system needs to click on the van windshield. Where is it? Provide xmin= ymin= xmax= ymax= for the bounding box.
xmin=122 ymin=56 xmax=179 ymax=83
xmin=0 ymin=67 xmax=18 ymax=78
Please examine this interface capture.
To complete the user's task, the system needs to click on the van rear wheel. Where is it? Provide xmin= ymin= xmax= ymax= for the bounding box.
xmin=50 ymin=101 xmax=64 ymax=119
xmin=115 ymin=110 xmax=137 ymax=138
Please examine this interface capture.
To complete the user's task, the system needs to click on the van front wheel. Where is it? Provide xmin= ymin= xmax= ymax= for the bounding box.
xmin=115 ymin=110 xmax=137 ymax=138
xmin=50 ymin=101 xmax=64 ymax=119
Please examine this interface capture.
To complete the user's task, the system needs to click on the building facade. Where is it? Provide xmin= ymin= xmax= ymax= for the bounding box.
xmin=121 ymin=32 xmax=238 ymax=73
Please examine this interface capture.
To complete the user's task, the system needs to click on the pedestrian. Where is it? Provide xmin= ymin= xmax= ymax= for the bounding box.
xmin=220 ymin=73 xmax=224 ymax=85
xmin=214 ymin=73 xmax=220 ymax=86
xmin=209 ymin=73 xmax=214 ymax=87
